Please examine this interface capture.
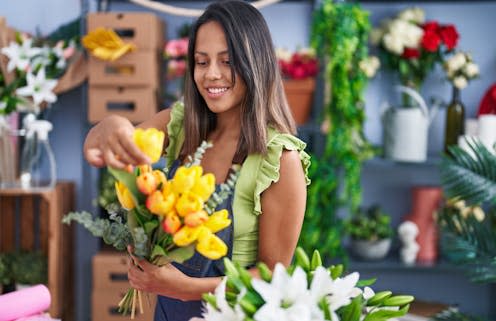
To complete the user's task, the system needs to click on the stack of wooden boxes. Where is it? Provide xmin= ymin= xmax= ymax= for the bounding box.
xmin=92 ymin=251 xmax=156 ymax=321
xmin=87 ymin=12 xmax=165 ymax=124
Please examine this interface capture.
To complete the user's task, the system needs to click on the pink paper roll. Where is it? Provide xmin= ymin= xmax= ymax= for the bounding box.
xmin=0 ymin=284 xmax=51 ymax=321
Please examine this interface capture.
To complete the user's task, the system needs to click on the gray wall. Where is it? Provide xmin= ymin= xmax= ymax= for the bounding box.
xmin=1 ymin=1 xmax=495 ymax=320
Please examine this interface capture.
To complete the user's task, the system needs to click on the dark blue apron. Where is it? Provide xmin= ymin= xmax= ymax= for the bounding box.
xmin=154 ymin=160 xmax=235 ymax=321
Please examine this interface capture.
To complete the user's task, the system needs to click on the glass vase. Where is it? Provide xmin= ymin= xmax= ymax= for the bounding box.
xmin=444 ymin=86 xmax=465 ymax=153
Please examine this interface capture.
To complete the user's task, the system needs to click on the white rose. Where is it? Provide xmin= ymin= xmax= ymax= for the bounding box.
xmin=447 ymin=52 xmax=467 ymax=73
xmin=464 ymin=62 xmax=479 ymax=78
xmin=402 ymin=24 xmax=424 ymax=48
xmin=398 ymin=7 xmax=425 ymax=24
xmin=382 ymin=32 xmax=404 ymax=55
xmin=359 ymin=56 xmax=381 ymax=78
xmin=453 ymin=76 xmax=468 ymax=89
xmin=275 ymin=48 xmax=292 ymax=62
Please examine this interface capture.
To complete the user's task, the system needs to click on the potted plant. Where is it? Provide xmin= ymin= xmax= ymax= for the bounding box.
xmin=11 ymin=250 xmax=47 ymax=289
xmin=0 ymin=252 xmax=15 ymax=293
xmin=345 ymin=204 xmax=394 ymax=261
xmin=276 ymin=47 xmax=318 ymax=125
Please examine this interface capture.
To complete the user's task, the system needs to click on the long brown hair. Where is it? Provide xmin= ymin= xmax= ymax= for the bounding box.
xmin=182 ymin=0 xmax=295 ymax=157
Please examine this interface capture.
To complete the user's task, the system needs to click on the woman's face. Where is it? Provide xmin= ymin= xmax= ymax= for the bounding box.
xmin=193 ymin=21 xmax=247 ymax=115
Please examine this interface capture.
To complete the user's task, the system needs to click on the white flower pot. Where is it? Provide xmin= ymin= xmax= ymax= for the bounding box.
xmin=350 ymin=238 xmax=392 ymax=261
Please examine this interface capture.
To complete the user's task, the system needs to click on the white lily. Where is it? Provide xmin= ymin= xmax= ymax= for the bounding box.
xmin=16 ymin=68 xmax=58 ymax=107
xmin=202 ymin=278 xmax=244 ymax=321
xmin=1 ymin=38 xmax=42 ymax=72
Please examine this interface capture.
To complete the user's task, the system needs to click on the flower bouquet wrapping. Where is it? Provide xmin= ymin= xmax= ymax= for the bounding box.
xmin=201 ymin=247 xmax=414 ymax=321
xmin=63 ymin=128 xmax=238 ymax=318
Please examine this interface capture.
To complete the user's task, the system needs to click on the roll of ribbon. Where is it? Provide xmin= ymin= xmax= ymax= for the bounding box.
xmin=0 ymin=284 xmax=51 ymax=321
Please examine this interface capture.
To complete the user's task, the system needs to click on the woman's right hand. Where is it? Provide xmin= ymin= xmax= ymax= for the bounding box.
xmin=83 ymin=115 xmax=150 ymax=169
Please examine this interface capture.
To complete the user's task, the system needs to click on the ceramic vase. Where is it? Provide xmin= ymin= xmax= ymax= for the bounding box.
xmin=404 ymin=186 xmax=443 ymax=264
xmin=283 ymin=78 xmax=316 ymax=125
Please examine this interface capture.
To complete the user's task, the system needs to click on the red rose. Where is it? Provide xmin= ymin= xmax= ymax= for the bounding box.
xmin=402 ymin=48 xmax=420 ymax=59
xmin=423 ymin=21 xmax=440 ymax=32
xmin=440 ymin=25 xmax=459 ymax=50
xmin=421 ymin=29 xmax=441 ymax=52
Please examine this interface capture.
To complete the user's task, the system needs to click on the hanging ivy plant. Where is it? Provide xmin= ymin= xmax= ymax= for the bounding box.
xmin=298 ymin=0 xmax=375 ymax=261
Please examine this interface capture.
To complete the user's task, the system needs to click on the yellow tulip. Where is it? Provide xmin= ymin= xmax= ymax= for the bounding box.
xmin=82 ymin=27 xmax=136 ymax=61
xmin=204 ymin=209 xmax=231 ymax=233
xmin=133 ymin=128 xmax=165 ymax=164
xmin=115 ymin=181 xmax=135 ymax=210
xmin=196 ymin=229 xmax=228 ymax=260
xmin=191 ymin=173 xmax=216 ymax=201
xmin=152 ymin=170 xmax=168 ymax=188
xmin=171 ymin=165 xmax=202 ymax=195
xmin=146 ymin=189 xmax=176 ymax=216
xmin=173 ymin=225 xmax=203 ymax=246
xmin=175 ymin=192 xmax=203 ymax=217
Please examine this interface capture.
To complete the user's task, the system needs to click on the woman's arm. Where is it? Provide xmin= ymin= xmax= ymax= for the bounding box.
xmin=257 ymin=149 xmax=307 ymax=268
xmin=83 ymin=108 xmax=172 ymax=169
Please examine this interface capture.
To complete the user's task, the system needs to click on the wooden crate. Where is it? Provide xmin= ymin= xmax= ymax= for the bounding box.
xmin=0 ymin=182 xmax=75 ymax=321
xmin=92 ymin=251 xmax=156 ymax=321
xmin=87 ymin=12 xmax=165 ymax=50
xmin=88 ymin=86 xmax=159 ymax=124
xmin=88 ymin=51 xmax=161 ymax=89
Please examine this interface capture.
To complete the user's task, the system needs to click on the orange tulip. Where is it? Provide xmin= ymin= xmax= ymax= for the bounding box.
xmin=184 ymin=210 xmax=208 ymax=227
xmin=146 ymin=189 xmax=176 ymax=216
xmin=162 ymin=211 xmax=182 ymax=234
xmin=136 ymin=172 xmax=157 ymax=195
xmin=175 ymin=192 xmax=203 ymax=217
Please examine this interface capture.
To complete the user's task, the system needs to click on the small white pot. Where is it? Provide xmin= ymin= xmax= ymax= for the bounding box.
xmin=350 ymin=238 xmax=392 ymax=261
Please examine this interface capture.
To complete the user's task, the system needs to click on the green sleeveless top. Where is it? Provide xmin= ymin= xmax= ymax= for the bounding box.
xmin=165 ymin=102 xmax=311 ymax=267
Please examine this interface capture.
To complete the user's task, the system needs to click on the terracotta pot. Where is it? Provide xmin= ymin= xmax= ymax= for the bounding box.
xmin=404 ymin=186 xmax=443 ymax=264
xmin=283 ymin=78 xmax=316 ymax=125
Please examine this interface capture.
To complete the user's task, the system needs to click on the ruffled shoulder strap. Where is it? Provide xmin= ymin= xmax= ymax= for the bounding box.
xmin=165 ymin=101 xmax=185 ymax=167
xmin=237 ymin=128 xmax=311 ymax=216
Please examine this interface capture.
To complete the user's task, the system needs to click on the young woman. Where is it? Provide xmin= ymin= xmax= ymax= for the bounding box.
xmin=83 ymin=1 xmax=310 ymax=320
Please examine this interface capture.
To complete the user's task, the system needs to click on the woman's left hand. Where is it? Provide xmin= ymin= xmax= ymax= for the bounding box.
xmin=127 ymin=256 xmax=192 ymax=301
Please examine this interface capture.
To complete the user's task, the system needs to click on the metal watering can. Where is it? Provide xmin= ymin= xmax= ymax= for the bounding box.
xmin=381 ymin=85 xmax=441 ymax=162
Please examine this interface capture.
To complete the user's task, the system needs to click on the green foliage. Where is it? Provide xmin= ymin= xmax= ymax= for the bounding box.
xmin=345 ymin=205 xmax=393 ymax=241
xmin=441 ymin=140 xmax=496 ymax=205
xmin=62 ymin=211 xmax=133 ymax=251
xmin=0 ymin=251 xmax=47 ymax=286
xmin=299 ymin=0 xmax=375 ymax=260
xmin=439 ymin=141 xmax=496 ymax=283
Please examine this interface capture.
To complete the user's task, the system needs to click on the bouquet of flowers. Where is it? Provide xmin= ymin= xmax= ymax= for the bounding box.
xmin=276 ymin=47 xmax=318 ymax=80
xmin=63 ymin=127 xmax=238 ymax=318
xmin=1 ymin=32 xmax=77 ymax=116
xmin=201 ymin=247 xmax=414 ymax=321
xmin=371 ymin=7 xmax=459 ymax=91
xmin=443 ymin=51 xmax=479 ymax=90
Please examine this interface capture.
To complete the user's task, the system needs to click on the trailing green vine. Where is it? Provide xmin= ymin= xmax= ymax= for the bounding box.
xmin=298 ymin=1 xmax=375 ymax=261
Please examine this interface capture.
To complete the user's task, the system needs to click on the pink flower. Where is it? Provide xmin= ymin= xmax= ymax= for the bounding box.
xmin=164 ymin=38 xmax=189 ymax=59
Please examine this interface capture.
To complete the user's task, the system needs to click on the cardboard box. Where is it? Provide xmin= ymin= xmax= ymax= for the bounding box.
xmin=88 ymin=86 xmax=159 ymax=124
xmin=88 ymin=51 xmax=161 ymax=88
xmin=87 ymin=12 xmax=165 ymax=50
xmin=93 ymin=251 xmax=129 ymax=290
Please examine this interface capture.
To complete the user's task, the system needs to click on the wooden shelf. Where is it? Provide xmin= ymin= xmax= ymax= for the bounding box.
xmin=0 ymin=181 xmax=75 ymax=321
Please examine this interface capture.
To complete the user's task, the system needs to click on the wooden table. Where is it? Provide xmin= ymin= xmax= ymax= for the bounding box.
xmin=0 ymin=181 xmax=75 ymax=321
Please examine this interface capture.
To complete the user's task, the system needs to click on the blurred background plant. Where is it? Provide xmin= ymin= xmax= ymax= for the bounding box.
xmin=442 ymin=50 xmax=479 ymax=90
xmin=163 ymin=23 xmax=190 ymax=104
xmin=345 ymin=204 xmax=394 ymax=241
xmin=276 ymin=46 xmax=318 ymax=80
xmin=439 ymin=140 xmax=496 ymax=283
